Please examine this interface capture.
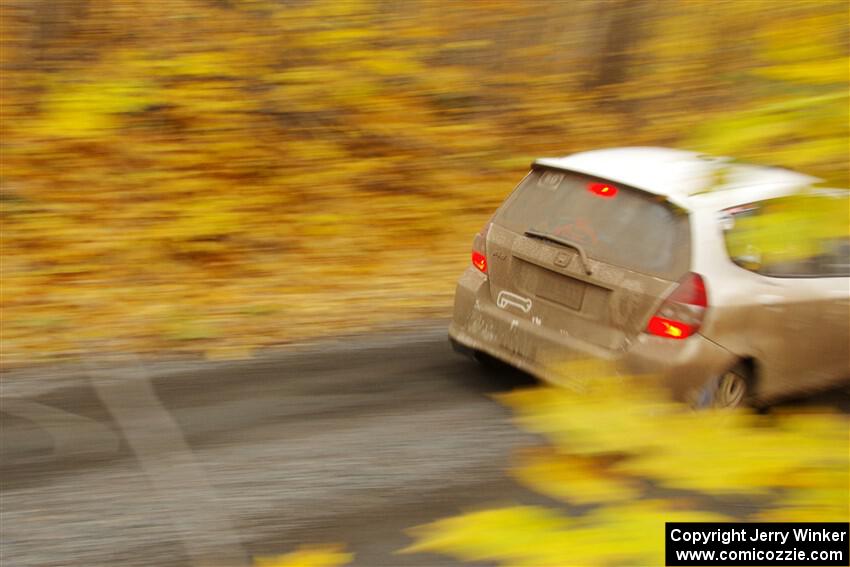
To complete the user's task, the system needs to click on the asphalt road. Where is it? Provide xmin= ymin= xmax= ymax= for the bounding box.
xmin=1 ymin=323 xmax=544 ymax=567
xmin=3 ymin=323 xmax=848 ymax=567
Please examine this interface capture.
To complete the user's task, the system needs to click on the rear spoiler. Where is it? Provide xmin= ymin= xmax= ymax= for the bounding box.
xmin=530 ymin=160 xmax=691 ymax=214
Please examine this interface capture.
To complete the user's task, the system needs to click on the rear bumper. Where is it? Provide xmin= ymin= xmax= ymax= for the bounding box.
xmin=449 ymin=267 xmax=737 ymax=402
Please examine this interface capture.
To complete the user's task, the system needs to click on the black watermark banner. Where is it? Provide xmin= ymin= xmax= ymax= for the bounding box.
xmin=666 ymin=522 xmax=849 ymax=566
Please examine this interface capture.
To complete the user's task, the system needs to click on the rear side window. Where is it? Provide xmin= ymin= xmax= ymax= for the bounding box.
xmin=722 ymin=191 xmax=850 ymax=278
xmin=494 ymin=168 xmax=691 ymax=279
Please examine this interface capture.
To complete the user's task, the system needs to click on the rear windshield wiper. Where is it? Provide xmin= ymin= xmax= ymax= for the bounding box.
xmin=524 ymin=229 xmax=593 ymax=275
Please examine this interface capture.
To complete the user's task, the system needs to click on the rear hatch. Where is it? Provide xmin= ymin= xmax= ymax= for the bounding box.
xmin=485 ymin=167 xmax=691 ymax=351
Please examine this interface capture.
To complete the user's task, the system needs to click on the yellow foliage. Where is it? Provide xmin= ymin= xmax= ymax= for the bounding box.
xmin=406 ymin=501 xmax=729 ymax=566
xmin=254 ymin=545 xmax=352 ymax=567
xmin=512 ymin=449 xmax=640 ymax=505
xmin=35 ymin=78 xmax=154 ymax=136
xmin=403 ymin=506 xmax=575 ymax=563
xmin=754 ymin=59 xmax=848 ymax=85
xmin=2 ymin=0 xmax=848 ymax=366
xmin=689 ymin=3 xmax=849 ymax=185
xmin=404 ymin=380 xmax=849 ymax=566
xmin=503 ymin=382 xmax=848 ymax=496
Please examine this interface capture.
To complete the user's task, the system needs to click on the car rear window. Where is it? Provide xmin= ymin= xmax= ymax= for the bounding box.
xmin=494 ymin=168 xmax=691 ymax=279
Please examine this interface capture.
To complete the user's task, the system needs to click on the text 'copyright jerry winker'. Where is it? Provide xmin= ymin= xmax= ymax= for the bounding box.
xmin=665 ymin=522 xmax=849 ymax=566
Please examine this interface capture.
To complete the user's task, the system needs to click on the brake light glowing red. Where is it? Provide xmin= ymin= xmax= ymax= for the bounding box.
xmin=645 ymin=273 xmax=707 ymax=340
xmin=471 ymin=220 xmax=492 ymax=274
xmin=472 ymin=251 xmax=487 ymax=273
xmin=588 ymin=182 xmax=618 ymax=198
xmin=646 ymin=315 xmax=691 ymax=339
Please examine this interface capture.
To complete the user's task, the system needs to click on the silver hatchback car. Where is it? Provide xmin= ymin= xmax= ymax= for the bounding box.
xmin=449 ymin=147 xmax=849 ymax=407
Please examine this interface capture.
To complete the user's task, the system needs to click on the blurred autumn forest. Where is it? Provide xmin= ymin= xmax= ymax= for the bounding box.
xmin=1 ymin=0 xmax=848 ymax=366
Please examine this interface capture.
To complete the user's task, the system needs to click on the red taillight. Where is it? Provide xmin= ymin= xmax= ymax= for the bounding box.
xmin=666 ymin=272 xmax=707 ymax=307
xmin=645 ymin=273 xmax=707 ymax=340
xmin=588 ymin=182 xmax=618 ymax=198
xmin=646 ymin=315 xmax=692 ymax=339
xmin=471 ymin=220 xmax=491 ymax=274
xmin=472 ymin=251 xmax=487 ymax=273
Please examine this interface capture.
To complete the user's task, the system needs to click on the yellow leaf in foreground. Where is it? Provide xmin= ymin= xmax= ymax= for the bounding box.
xmin=404 ymin=501 xmax=729 ymax=567
xmin=513 ymin=449 xmax=640 ymax=505
xmin=402 ymin=506 xmax=573 ymax=565
xmin=501 ymin=382 xmax=848 ymax=496
xmin=254 ymin=544 xmax=352 ymax=567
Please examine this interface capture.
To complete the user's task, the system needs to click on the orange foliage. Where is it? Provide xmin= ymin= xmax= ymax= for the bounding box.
xmin=1 ymin=0 xmax=847 ymax=366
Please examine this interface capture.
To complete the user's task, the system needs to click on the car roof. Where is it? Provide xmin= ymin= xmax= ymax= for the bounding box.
xmin=533 ymin=147 xmax=819 ymax=210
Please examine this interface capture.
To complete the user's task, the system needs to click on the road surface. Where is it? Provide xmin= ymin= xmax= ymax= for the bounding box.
xmin=1 ymin=323 xmax=544 ymax=567
xmin=3 ymin=322 xmax=848 ymax=567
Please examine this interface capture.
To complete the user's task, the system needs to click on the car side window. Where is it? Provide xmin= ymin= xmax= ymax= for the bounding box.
xmin=721 ymin=192 xmax=850 ymax=278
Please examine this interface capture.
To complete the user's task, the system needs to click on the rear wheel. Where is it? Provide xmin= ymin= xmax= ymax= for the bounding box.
xmin=714 ymin=368 xmax=748 ymax=408
xmin=695 ymin=363 xmax=752 ymax=409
